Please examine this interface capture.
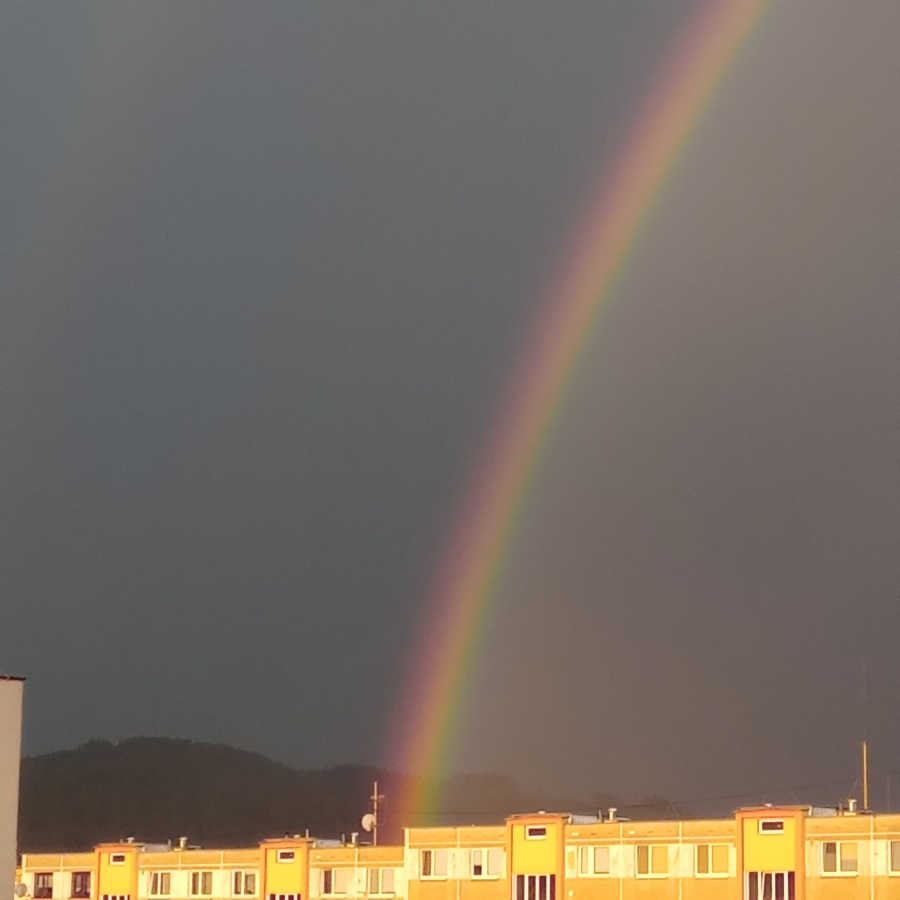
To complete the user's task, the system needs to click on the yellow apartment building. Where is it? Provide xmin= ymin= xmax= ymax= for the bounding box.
xmin=16 ymin=806 xmax=900 ymax=900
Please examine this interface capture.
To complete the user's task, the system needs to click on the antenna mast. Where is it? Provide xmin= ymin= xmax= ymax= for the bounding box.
xmin=862 ymin=660 xmax=869 ymax=811
xmin=370 ymin=781 xmax=385 ymax=847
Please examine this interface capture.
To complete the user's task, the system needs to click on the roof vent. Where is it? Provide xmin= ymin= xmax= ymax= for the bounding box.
xmin=608 ymin=808 xmax=617 ymax=822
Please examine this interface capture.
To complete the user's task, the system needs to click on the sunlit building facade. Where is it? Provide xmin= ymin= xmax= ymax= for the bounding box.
xmin=16 ymin=807 xmax=900 ymax=900
xmin=1 ymin=676 xmax=24 ymax=900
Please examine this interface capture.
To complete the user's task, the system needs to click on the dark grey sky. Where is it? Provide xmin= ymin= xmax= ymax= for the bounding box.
xmin=2 ymin=1 xmax=899 ymax=811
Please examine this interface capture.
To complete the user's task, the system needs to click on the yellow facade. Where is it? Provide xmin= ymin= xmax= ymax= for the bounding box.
xmin=15 ymin=808 xmax=900 ymax=900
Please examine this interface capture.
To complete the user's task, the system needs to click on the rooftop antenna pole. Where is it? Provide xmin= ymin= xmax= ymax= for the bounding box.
xmin=862 ymin=660 xmax=870 ymax=811
xmin=370 ymin=781 xmax=384 ymax=847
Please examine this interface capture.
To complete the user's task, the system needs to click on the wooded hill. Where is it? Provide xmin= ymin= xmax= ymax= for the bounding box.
xmin=18 ymin=737 xmax=679 ymax=851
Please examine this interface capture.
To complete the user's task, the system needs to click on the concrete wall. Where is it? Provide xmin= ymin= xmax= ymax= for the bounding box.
xmin=0 ymin=677 xmax=24 ymax=900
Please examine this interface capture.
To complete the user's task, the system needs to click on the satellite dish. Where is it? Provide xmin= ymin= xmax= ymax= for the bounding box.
xmin=15 ymin=885 xmax=27 ymax=898
xmin=361 ymin=813 xmax=376 ymax=832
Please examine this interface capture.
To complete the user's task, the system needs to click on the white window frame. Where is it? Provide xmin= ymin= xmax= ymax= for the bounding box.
xmin=276 ymin=851 xmax=295 ymax=864
xmin=758 ymin=820 xmax=784 ymax=834
xmin=420 ymin=849 xmax=448 ymax=880
xmin=635 ymin=845 xmax=668 ymax=878
xmin=189 ymin=872 xmax=213 ymax=897
xmin=71 ymin=871 xmax=92 ymax=899
xmin=232 ymin=872 xmax=257 ymax=896
xmin=365 ymin=868 xmax=395 ymax=896
xmin=890 ymin=840 xmax=900 ymax=875
xmin=695 ymin=843 xmax=730 ymax=878
xmin=576 ymin=846 xmax=610 ymax=877
xmin=470 ymin=848 xmax=502 ymax=880
xmin=514 ymin=873 xmax=555 ymax=900
xmin=321 ymin=869 xmax=349 ymax=897
xmin=525 ymin=826 xmax=547 ymax=840
xmin=149 ymin=873 xmax=172 ymax=897
xmin=34 ymin=873 xmax=54 ymax=899
xmin=110 ymin=855 xmax=127 ymax=866
xmin=821 ymin=841 xmax=858 ymax=876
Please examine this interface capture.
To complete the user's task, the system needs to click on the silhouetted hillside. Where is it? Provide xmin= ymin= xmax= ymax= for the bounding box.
xmin=18 ymin=737 xmax=680 ymax=851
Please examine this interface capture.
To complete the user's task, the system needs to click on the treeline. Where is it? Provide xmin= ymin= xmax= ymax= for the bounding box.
xmin=18 ymin=737 xmax=680 ymax=851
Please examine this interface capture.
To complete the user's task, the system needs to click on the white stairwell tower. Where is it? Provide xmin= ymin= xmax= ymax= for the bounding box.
xmin=0 ymin=677 xmax=24 ymax=900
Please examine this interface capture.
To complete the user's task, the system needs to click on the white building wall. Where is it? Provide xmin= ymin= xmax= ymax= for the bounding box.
xmin=0 ymin=678 xmax=24 ymax=900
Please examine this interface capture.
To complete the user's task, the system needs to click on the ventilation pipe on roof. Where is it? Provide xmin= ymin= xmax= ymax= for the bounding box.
xmin=607 ymin=808 xmax=617 ymax=822
xmin=178 ymin=837 xmax=188 ymax=850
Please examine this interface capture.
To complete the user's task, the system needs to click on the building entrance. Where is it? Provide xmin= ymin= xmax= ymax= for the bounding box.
xmin=514 ymin=874 xmax=556 ymax=900
xmin=744 ymin=871 xmax=795 ymax=900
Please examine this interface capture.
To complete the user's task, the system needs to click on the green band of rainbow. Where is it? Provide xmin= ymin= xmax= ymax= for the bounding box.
xmin=386 ymin=0 xmax=775 ymax=822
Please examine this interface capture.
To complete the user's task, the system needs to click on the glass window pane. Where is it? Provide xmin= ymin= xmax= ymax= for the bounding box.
xmin=594 ymin=847 xmax=609 ymax=875
xmin=651 ymin=846 xmax=667 ymax=875
xmin=516 ymin=875 xmax=524 ymax=900
xmin=711 ymin=844 xmax=728 ymax=874
xmin=697 ymin=845 xmax=709 ymax=874
xmin=487 ymin=849 xmax=502 ymax=876
xmin=822 ymin=842 xmax=837 ymax=873
xmin=382 ymin=870 xmax=394 ymax=893
xmin=434 ymin=851 xmax=448 ymax=878
xmin=891 ymin=842 xmax=900 ymax=873
xmin=636 ymin=846 xmax=649 ymax=875
xmin=840 ymin=842 xmax=857 ymax=872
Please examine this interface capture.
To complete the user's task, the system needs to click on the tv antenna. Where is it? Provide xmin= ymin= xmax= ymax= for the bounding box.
xmin=362 ymin=781 xmax=385 ymax=846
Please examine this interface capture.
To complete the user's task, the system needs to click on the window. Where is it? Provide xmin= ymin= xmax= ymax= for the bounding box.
xmin=471 ymin=849 xmax=502 ymax=879
xmin=276 ymin=851 xmax=295 ymax=863
xmin=268 ymin=895 xmax=296 ymax=900
xmin=577 ymin=847 xmax=610 ymax=876
xmin=758 ymin=820 xmax=784 ymax=834
xmin=149 ymin=873 xmax=171 ymax=897
xmin=35 ymin=874 xmax=54 ymax=899
xmin=891 ymin=841 xmax=900 ymax=874
xmin=233 ymin=873 xmax=256 ymax=896
xmin=635 ymin=845 xmax=668 ymax=877
xmin=71 ymin=873 xmax=91 ymax=899
xmin=190 ymin=873 xmax=213 ymax=896
xmin=696 ymin=844 xmax=729 ymax=876
xmin=746 ymin=872 xmax=794 ymax=900
xmin=822 ymin=841 xmax=857 ymax=875
xmin=514 ymin=874 xmax=554 ymax=900
xmin=366 ymin=869 xmax=395 ymax=896
xmin=321 ymin=869 xmax=349 ymax=896
xmin=526 ymin=827 xmax=547 ymax=839
xmin=110 ymin=855 xmax=127 ymax=865
xmin=420 ymin=850 xmax=448 ymax=879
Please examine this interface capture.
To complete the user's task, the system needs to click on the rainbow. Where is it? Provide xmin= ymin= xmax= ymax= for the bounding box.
xmin=386 ymin=0 xmax=776 ymax=822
